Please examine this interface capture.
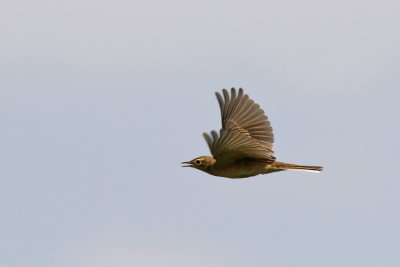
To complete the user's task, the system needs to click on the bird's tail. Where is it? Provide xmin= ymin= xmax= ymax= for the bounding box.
xmin=270 ymin=161 xmax=323 ymax=172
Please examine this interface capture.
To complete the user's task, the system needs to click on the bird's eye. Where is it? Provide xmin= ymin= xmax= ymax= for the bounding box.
xmin=195 ymin=159 xmax=201 ymax=165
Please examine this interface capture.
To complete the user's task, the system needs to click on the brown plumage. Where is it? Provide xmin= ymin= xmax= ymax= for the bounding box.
xmin=182 ymin=88 xmax=323 ymax=178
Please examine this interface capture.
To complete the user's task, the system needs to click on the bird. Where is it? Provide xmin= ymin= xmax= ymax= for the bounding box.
xmin=182 ymin=88 xmax=323 ymax=178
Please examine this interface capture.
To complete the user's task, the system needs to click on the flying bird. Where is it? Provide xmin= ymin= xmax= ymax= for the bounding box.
xmin=182 ymin=88 xmax=323 ymax=178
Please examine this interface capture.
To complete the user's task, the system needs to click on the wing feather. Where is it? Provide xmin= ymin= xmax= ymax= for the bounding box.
xmin=203 ymin=88 xmax=275 ymax=163
xmin=216 ymin=88 xmax=274 ymax=151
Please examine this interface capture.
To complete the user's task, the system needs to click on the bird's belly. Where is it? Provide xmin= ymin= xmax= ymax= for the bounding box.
xmin=211 ymin=161 xmax=267 ymax=178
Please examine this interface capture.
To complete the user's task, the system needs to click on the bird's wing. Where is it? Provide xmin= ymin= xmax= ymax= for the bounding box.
xmin=215 ymin=88 xmax=274 ymax=152
xmin=203 ymin=88 xmax=275 ymax=163
xmin=216 ymin=88 xmax=274 ymax=152
xmin=203 ymin=129 xmax=275 ymax=163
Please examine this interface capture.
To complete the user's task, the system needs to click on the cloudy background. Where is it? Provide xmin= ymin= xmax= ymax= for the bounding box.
xmin=1 ymin=0 xmax=399 ymax=266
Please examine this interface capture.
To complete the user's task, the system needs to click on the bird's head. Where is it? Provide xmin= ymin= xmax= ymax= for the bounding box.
xmin=181 ymin=156 xmax=216 ymax=172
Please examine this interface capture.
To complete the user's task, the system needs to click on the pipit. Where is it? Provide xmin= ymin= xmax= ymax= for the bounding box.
xmin=182 ymin=88 xmax=323 ymax=178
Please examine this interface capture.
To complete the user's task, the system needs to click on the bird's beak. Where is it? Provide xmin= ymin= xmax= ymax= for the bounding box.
xmin=181 ymin=161 xmax=193 ymax=167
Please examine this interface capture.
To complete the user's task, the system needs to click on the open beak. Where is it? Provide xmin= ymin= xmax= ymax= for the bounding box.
xmin=181 ymin=161 xmax=193 ymax=167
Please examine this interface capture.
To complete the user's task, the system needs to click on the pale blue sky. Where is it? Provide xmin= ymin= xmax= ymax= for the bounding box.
xmin=1 ymin=0 xmax=400 ymax=266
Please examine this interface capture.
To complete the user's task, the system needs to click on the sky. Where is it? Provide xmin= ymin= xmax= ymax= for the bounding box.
xmin=1 ymin=0 xmax=400 ymax=266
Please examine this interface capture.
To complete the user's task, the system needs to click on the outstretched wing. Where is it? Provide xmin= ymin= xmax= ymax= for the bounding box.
xmin=203 ymin=88 xmax=275 ymax=163
xmin=216 ymin=88 xmax=274 ymax=152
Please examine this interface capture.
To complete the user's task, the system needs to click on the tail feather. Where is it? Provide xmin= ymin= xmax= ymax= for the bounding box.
xmin=271 ymin=161 xmax=323 ymax=172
